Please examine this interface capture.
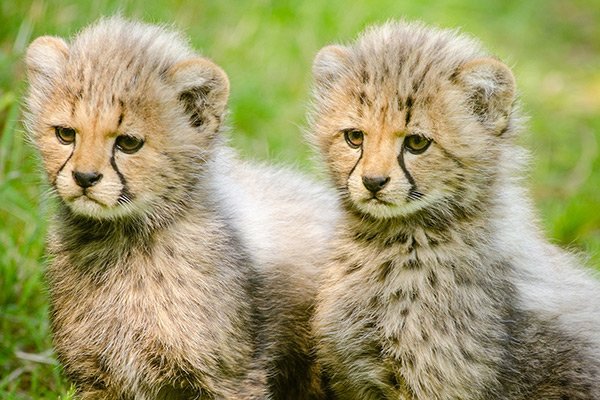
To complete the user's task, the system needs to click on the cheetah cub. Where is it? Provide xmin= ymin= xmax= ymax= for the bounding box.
xmin=309 ymin=21 xmax=600 ymax=399
xmin=25 ymin=17 xmax=337 ymax=399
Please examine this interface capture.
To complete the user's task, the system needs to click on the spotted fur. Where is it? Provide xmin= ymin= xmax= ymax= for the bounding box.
xmin=24 ymin=17 xmax=338 ymax=399
xmin=309 ymin=21 xmax=600 ymax=399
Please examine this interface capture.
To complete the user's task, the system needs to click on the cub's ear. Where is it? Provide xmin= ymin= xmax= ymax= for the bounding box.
xmin=25 ymin=36 xmax=69 ymax=95
xmin=312 ymin=45 xmax=352 ymax=89
xmin=453 ymin=58 xmax=516 ymax=134
xmin=165 ymin=57 xmax=229 ymax=129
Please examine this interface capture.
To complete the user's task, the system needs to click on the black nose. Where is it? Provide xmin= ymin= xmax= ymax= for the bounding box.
xmin=362 ymin=175 xmax=390 ymax=193
xmin=72 ymin=171 xmax=103 ymax=188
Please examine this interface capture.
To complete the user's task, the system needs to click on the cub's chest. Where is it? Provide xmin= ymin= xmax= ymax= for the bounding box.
xmin=326 ymin=254 xmax=436 ymax=336
xmin=49 ymin=257 xmax=185 ymax=347
xmin=51 ymin=251 xmax=233 ymax=336
xmin=320 ymin=261 xmax=422 ymax=399
xmin=48 ymin=254 xmax=240 ymax=393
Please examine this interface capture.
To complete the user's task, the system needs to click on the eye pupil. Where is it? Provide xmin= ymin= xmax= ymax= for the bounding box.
xmin=116 ymin=135 xmax=144 ymax=154
xmin=344 ymin=129 xmax=364 ymax=148
xmin=55 ymin=127 xmax=76 ymax=145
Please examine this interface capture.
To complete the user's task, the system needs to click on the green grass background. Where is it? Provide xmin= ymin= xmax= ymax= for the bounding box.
xmin=1 ymin=0 xmax=599 ymax=398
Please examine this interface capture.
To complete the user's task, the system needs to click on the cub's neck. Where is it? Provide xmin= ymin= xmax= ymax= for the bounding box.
xmin=342 ymin=201 xmax=492 ymax=253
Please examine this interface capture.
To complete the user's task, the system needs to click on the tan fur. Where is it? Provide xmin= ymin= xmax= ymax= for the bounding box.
xmin=309 ymin=21 xmax=600 ymax=399
xmin=24 ymin=17 xmax=338 ymax=399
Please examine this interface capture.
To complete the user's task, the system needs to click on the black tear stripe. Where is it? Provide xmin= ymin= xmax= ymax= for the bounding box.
xmin=110 ymin=148 xmax=135 ymax=204
xmin=344 ymin=146 xmax=364 ymax=197
xmin=53 ymin=147 xmax=75 ymax=186
xmin=347 ymin=146 xmax=364 ymax=181
xmin=397 ymin=142 xmax=418 ymax=201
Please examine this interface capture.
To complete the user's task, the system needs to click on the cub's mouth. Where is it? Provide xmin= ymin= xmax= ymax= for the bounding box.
xmin=358 ymin=195 xmax=396 ymax=209
xmin=70 ymin=194 xmax=109 ymax=208
xmin=64 ymin=194 xmax=130 ymax=220
xmin=365 ymin=196 xmax=394 ymax=206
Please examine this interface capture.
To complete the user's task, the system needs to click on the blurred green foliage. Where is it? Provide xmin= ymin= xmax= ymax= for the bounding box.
xmin=1 ymin=0 xmax=598 ymax=397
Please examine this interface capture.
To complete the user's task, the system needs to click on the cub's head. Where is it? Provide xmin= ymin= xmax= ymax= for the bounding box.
xmin=24 ymin=17 xmax=229 ymax=221
xmin=309 ymin=21 xmax=520 ymax=222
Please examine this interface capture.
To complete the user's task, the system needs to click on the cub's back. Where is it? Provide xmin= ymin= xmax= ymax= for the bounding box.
xmin=211 ymin=148 xmax=340 ymax=274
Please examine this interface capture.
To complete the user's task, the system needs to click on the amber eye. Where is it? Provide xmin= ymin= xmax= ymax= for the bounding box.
xmin=344 ymin=129 xmax=364 ymax=149
xmin=55 ymin=127 xmax=76 ymax=145
xmin=404 ymin=135 xmax=432 ymax=154
xmin=115 ymin=135 xmax=144 ymax=154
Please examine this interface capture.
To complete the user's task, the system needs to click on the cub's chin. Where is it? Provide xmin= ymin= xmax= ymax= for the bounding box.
xmin=350 ymin=190 xmax=446 ymax=220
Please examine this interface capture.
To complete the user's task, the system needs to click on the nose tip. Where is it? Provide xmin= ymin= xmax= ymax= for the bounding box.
xmin=362 ymin=175 xmax=390 ymax=193
xmin=72 ymin=171 xmax=103 ymax=188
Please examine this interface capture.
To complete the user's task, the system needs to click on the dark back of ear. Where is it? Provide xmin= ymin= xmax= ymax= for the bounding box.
xmin=453 ymin=58 xmax=516 ymax=135
xmin=165 ymin=58 xmax=230 ymax=130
